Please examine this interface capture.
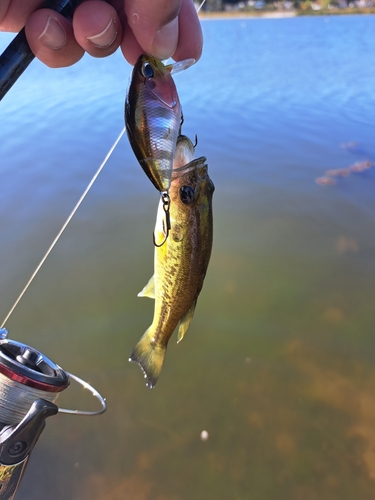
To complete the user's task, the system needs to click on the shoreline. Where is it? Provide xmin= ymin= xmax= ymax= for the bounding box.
xmin=199 ymin=11 xmax=295 ymax=19
xmin=198 ymin=8 xmax=375 ymax=19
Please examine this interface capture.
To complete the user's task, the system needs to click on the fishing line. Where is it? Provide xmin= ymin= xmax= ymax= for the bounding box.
xmin=0 ymin=371 xmax=59 ymax=425
xmin=1 ymin=127 xmax=126 ymax=329
xmin=196 ymin=0 xmax=208 ymax=12
xmin=0 ymin=371 xmax=106 ymax=423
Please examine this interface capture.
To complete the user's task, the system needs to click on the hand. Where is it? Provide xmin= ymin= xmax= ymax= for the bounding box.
xmin=0 ymin=0 xmax=203 ymax=68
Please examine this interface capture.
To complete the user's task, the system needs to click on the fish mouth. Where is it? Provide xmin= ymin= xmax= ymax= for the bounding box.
xmin=172 ymin=156 xmax=207 ymax=179
xmin=173 ymin=135 xmax=196 ymax=169
xmin=176 ymin=134 xmax=195 ymax=153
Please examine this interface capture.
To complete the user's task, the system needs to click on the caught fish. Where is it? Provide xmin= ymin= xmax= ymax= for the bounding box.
xmin=125 ymin=54 xmax=194 ymax=193
xmin=129 ymin=136 xmax=214 ymax=388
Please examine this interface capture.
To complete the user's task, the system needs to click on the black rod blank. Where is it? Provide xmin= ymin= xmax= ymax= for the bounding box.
xmin=0 ymin=0 xmax=79 ymax=101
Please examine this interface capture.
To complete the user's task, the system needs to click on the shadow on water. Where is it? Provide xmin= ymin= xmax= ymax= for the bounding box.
xmin=1 ymin=14 xmax=375 ymax=500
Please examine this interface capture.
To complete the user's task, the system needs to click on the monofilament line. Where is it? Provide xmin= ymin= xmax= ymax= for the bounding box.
xmin=1 ymin=126 xmax=126 ymax=328
xmin=196 ymin=0 xmax=207 ymax=12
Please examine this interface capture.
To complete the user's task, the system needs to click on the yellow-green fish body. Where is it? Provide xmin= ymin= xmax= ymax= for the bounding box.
xmin=129 ymin=136 xmax=214 ymax=388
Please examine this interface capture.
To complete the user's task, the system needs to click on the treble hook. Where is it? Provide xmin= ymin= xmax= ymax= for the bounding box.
xmin=153 ymin=192 xmax=171 ymax=247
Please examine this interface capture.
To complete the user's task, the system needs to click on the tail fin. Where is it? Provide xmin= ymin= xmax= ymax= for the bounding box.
xmin=129 ymin=328 xmax=166 ymax=389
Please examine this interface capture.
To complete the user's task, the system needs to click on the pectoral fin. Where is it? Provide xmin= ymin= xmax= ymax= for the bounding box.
xmin=177 ymin=300 xmax=197 ymax=343
xmin=138 ymin=275 xmax=155 ymax=299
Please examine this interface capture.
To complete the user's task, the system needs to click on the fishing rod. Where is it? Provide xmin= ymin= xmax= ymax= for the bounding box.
xmin=0 ymin=0 xmax=80 ymax=101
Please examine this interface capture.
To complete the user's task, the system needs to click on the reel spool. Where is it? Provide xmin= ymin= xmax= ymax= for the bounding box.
xmin=0 ymin=329 xmax=106 ymax=426
xmin=0 ymin=331 xmax=69 ymax=426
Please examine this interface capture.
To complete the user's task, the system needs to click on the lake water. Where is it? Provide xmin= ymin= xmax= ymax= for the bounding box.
xmin=1 ymin=14 xmax=375 ymax=500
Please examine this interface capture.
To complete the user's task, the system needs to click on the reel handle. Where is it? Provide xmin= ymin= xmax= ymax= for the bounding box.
xmin=0 ymin=399 xmax=58 ymax=500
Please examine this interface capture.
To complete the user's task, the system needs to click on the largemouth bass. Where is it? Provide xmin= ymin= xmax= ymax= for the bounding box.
xmin=125 ymin=54 xmax=191 ymax=193
xmin=129 ymin=136 xmax=214 ymax=388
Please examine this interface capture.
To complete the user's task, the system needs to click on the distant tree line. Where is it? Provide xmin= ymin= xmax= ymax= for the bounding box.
xmin=201 ymin=0 xmax=273 ymax=9
xmin=200 ymin=0 xmax=375 ymax=8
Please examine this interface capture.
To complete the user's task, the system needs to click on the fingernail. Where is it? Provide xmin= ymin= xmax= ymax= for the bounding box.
xmin=86 ymin=18 xmax=117 ymax=48
xmin=152 ymin=17 xmax=179 ymax=60
xmin=38 ymin=16 xmax=66 ymax=50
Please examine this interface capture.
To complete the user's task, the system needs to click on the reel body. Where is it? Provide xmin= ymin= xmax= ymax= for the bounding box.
xmin=0 ymin=330 xmax=70 ymax=500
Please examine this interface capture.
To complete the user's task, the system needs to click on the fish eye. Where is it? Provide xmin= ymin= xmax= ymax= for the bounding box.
xmin=180 ymin=186 xmax=195 ymax=204
xmin=142 ymin=62 xmax=154 ymax=79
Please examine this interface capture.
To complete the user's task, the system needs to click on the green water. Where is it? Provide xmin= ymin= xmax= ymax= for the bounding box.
xmin=9 ymin=178 xmax=375 ymax=500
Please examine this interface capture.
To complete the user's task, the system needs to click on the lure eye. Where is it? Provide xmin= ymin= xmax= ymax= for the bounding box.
xmin=180 ymin=186 xmax=195 ymax=205
xmin=142 ymin=62 xmax=154 ymax=79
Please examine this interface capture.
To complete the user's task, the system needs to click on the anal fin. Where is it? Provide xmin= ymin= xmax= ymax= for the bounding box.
xmin=177 ymin=300 xmax=197 ymax=343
